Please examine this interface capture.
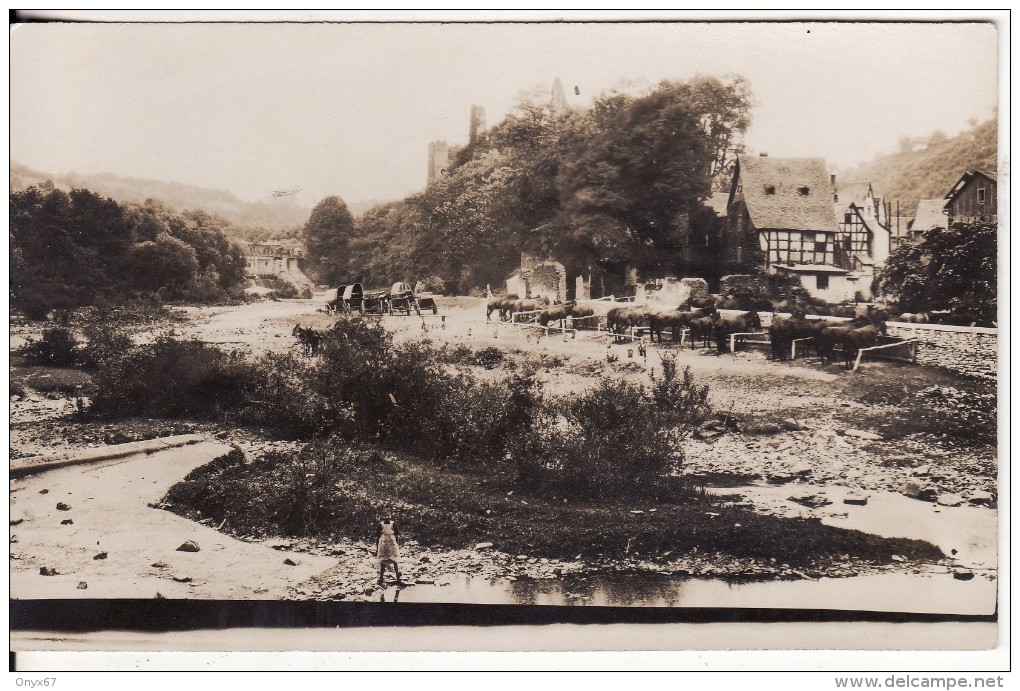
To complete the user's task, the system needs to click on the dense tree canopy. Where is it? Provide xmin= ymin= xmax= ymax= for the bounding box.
xmin=10 ymin=186 xmax=248 ymax=317
xmin=301 ymin=195 xmax=356 ymax=285
xmin=880 ymin=221 xmax=997 ymax=322
xmin=330 ymin=76 xmax=751 ymax=294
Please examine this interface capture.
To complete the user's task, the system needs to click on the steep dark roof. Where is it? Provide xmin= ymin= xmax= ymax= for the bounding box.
xmin=944 ymin=170 xmax=998 ymax=201
xmin=734 ymin=156 xmax=840 ymax=233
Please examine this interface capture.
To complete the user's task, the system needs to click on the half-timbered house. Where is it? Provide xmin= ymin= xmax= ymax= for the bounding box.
xmin=832 ymin=179 xmax=891 ymax=299
xmin=724 ymin=155 xmax=865 ymax=302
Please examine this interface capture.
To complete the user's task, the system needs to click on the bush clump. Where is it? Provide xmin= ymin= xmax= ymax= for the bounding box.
xmin=95 ymin=320 xmax=712 ymax=501
xmin=20 ymin=328 xmax=81 ymax=367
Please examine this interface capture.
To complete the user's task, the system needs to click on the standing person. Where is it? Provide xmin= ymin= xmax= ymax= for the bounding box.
xmin=376 ymin=512 xmax=402 ymax=586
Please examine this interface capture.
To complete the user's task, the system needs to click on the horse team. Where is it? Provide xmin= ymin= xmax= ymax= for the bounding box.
xmin=768 ymin=307 xmax=889 ymax=369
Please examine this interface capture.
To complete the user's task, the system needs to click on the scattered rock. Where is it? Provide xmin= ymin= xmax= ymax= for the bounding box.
xmin=766 ymin=474 xmax=794 ymax=485
xmin=39 ymin=489 xmax=49 ymax=494
xmin=900 ymin=481 xmax=936 ymax=501
xmin=891 ymin=555 xmax=906 ymax=562
xmin=172 ymin=574 xmax=193 ymax=583
xmin=788 ymin=494 xmax=832 ymax=509
xmin=10 ymin=518 xmax=24 ymax=526
xmin=937 ymin=493 xmax=965 ymax=507
xmin=968 ymin=490 xmax=994 ymax=506
xmin=60 ymin=519 xmax=73 ymax=525
xmin=10 ymin=535 xmax=17 ymax=544
xmin=56 ymin=502 xmax=71 ymax=511
xmin=39 ymin=566 xmax=59 ymax=576
xmin=791 ymin=463 xmax=812 ymax=477
xmin=843 ymin=494 xmax=869 ymax=506
xmin=77 ymin=581 xmax=88 ymax=590
xmin=474 ymin=542 xmax=494 ymax=550
xmin=283 ymin=558 xmax=299 ymax=566
xmin=176 ymin=540 xmax=201 ymax=552
xmin=415 ymin=577 xmax=435 ymax=584
xmin=843 ymin=429 xmax=882 ymax=441
xmin=151 ymin=561 xmax=168 ymax=568
xmin=912 ymin=464 xmax=932 ymax=476
xmin=154 ymin=592 xmax=165 ymax=599
xmin=93 ymin=551 xmax=108 ymax=560
xmin=952 ymin=569 xmax=975 ymax=581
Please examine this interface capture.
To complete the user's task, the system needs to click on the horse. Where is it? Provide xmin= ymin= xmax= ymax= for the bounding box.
xmin=568 ymin=305 xmax=595 ymax=330
xmin=841 ymin=323 xmax=881 ymax=369
xmin=815 ymin=316 xmax=872 ymax=366
xmin=538 ymin=302 xmax=574 ymax=327
xmin=687 ymin=313 xmax=719 ymax=350
xmin=291 ymin=325 xmax=323 ymax=356
xmin=506 ymin=296 xmax=550 ymax=323
xmin=768 ymin=307 xmax=806 ymax=361
xmin=606 ymin=305 xmax=649 ymax=341
xmin=898 ymin=312 xmax=929 ymax=324
xmin=649 ymin=306 xmax=716 ymax=344
xmin=486 ymin=294 xmax=520 ymax=321
xmin=714 ymin=310 xmax=763 ymax=354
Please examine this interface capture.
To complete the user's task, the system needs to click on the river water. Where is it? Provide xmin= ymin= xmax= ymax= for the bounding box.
xmin=373 ymin=482 xmax=997 ymax=615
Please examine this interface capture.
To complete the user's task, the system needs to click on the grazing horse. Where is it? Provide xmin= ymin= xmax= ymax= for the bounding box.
xmin=714 ymin=310 xmax=763 ymax=354
xmin=506 ymin=296 xmax=550 ymax=323
xmin=568 ymin=305 xmax=595 ymax=329
xmin=292 ymin=325 xmax=323 ymax=356
xmin=841 ymin=323 xmax=881 ymax=369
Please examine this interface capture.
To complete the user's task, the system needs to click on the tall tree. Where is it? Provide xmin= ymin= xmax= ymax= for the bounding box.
xmin=302 ymin=196 xmax=356 ymax=285
xmin=881 ymin=221 xmax=997 ymax=322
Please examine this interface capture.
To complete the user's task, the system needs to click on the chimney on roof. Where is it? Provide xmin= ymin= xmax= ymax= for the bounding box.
xmin=759 ymin=152 xmax=768 ymax=157
xmin=830 ymin=174 xmax=836 ymax=186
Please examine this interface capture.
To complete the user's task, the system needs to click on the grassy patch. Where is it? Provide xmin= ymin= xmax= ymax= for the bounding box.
xmin=10 ymin=365 xmax=92 ymax=395
xmin=160 ymin=440 xmax=944 ymax=569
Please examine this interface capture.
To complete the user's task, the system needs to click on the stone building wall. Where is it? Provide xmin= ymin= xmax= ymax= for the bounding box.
xmin=720 ymin=274 xmax=770 ymax=296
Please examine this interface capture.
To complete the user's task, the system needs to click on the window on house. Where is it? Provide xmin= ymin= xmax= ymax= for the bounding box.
xmin=816 ymin=274 xmax=829 ymax=290
xmin=844 ymin=212 xmax=854 ymax=224
xmin=798 ymin=186 xmax=810 ymax=195
xmin=736 ymin=247 xmax=743 ymax=263
xmin=977 ymin=187 xmax=986 ymax=204
xmin=764 ymin=185 xmax=776 ymax=195
xmin=843 ymin=236 xmax=852 ymax=251
xmin=814 ymin=241 xmax=827 ymax=253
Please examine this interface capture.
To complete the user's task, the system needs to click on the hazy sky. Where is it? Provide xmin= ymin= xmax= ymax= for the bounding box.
xmin=10 ymin=20 xmax=1000 ymax=208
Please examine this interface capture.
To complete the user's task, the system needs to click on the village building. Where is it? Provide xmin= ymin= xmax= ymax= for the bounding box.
xmin=242 ymin=239 xmax=312 ymax=288
xmin=832 ymin=179 xmax=892 ymax=298
xmin=906 ymin=199 xmax=949 ymax=243
xmin=724 ymin=154 xmax=868 ymax=302
xmin=944 ymin=170 xmax=997 ymax=224
xmin=888 ymin=215 xmax=916 ymax=251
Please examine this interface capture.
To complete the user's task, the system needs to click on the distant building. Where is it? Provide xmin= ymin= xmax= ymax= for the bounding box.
xmin=888 ymin=216 xmax=916 ymax=251
xmin=243 ymin=240 xmax=311 ymax=287
xmin=427 ymin=140 xmax=456 ymax=184
xmin=907 ymin=199 xmax=949 ymax=242
xmin=469 ymin=105 xmax=486 ymax=145
xmin=832 ymin=179 xmax=891 ymax=298
xmin=945 ymin=170 xmax=997 ymax=224
xmin=724 ymin=154 xmax=868 ymax=302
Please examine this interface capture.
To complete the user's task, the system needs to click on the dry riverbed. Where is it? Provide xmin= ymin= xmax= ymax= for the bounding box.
xmin=9 ymin=297 xmax=999 ymax=603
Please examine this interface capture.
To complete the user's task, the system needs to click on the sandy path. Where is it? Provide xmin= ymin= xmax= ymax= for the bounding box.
xmin=9 ymin=441 xmax=336 ymax=600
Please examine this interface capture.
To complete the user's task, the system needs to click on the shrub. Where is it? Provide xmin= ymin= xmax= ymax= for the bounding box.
xmin=526 ymin=354 xmax=709 ymax=501
xmin=21 ymin=328 xmax=81 ymax=367
xmin=78 ymin=325 xmax=134 ymax=370
xmin=88 ymin=332 xmax=248 ymax=418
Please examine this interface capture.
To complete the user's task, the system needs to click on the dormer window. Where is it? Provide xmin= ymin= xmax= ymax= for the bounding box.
xmin=764 ymin=185 xmax=776 ymax=195
xmin=798 ymin=186 xmax=810 ymax=196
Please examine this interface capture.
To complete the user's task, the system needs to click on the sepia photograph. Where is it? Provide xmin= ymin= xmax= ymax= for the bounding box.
xmin=8 ymin=11 xmax=1007 ymax=672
